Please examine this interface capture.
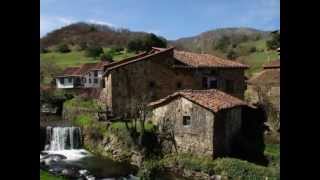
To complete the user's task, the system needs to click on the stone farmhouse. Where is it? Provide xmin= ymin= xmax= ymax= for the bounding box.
xmin=148 ymin=89 xmax=249 ymax=157
xmin=100 ymin=47 xmax=249 ymax=118
xmin=56 ymin=61 xmax=112 ymax=89
xmin=247 ymin=49 xmax=280 ymax=133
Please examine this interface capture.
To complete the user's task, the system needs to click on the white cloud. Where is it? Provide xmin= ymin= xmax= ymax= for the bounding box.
xmin=40 ymin=16 xmax=76 ymax=37
xmin=87 ymin=19 xmax=115 ymax=27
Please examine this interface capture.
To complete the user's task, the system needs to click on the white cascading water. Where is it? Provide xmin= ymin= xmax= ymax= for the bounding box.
xmin=45 ymin=126 xmax=82 ymax=151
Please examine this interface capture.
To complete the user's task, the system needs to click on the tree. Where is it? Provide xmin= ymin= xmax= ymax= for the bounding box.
xmin=214 ymin=36 xmax=231 ymax=52
xmin=56 ymin=43 xmax=71 ymax=53
xmin=40 ymin=60 xmax=62 ymax=84
xmin=127 ymin=33 xmax=167 ymax=52
xmin=143 ymin=33 xmax=167 ymax=51
xmin=227 ymin=49 xmax=239 ymax=60
xmin=85 ymin=46 xmax=104 ymax=58
xmin=40 ymin=47 xmax=49 ymax=53
xmin=266 ymin=31 xmax=280 ymax=50
xmin=127 ymin=39 xmax=145 ymax=52
xmin=100 ymin=52 xmax=113 ymax=61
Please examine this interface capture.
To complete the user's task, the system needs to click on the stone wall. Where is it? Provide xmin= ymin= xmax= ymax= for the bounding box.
xmin=151 ymin=97 xmax=215 ymax=156
xmin=106 ymin=51 xmax=201 ymax=116
xmin=100 ymin=49 xmax=246 ymax=117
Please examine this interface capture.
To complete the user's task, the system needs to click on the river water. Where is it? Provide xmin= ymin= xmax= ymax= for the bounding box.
xmin=40 ymin=125 xmax=191 ymax=180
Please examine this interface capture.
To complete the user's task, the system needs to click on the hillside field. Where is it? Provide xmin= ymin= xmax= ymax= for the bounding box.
xmin=40 ymin=48 xmax=136 ymax=69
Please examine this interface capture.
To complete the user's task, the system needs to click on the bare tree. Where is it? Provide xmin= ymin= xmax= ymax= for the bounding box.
xmin=124 ymin=95 xmax=151 ymax=147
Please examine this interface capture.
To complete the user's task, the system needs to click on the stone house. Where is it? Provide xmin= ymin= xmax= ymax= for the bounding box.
xmin=148 ymin=89 xmax=249 ymax=158
xmin=101 ymin=47 xmax=249 ymax=117
xmin=56 ymin=61 xmax=111 ymax=89
xmin=247 ymin=55 xmax=280 ymax=134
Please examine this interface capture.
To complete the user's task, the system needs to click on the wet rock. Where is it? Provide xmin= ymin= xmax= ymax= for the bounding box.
xmin=79 ymin=169 xmax=89 ymax=176
xmin=210 ymin=175 xmax=221 ymax=180
xmin=86 ymin=175 xmax=95 ymax=180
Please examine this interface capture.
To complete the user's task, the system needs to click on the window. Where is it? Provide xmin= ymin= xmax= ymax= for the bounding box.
xmin=94 ymin=78 xmax=98 ymax=83
xmin=203 ymin=76 xmax=217 ymax=89
xmin=208 ymin=79 xmax=217 ymax=89
xmin=60 ymin=78 xmax=64 ymax=84
xmin=210 ymin=70 xmax=217 ymax=76
xmin=177 ymin=82 xmax=182 ymax=89
xmin=68 ymin=77 xmax=72 ymax=83
xmin=202 ymin=77 xmax=208 ymax=89
xmin=183 ymin=116 xmax=191 ymax=127
xmin=89 ymin=79 xmax=92 ymax=83
xmin=94 ymin=71 xmax=98 ymax=77
xmin=226 ymin=80 xmax=234 ymax=93
xmin=149 ymin=81 xmax=155 ymax=88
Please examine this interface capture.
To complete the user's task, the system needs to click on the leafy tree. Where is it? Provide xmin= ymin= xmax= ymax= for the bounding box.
xmin=227 ymin=49 xmax=239 ymax=60
xmin=250 ymin=46 xmax=257 ymax=53
xmin=127 ymin=39 xmax=145 ymax=52
xmin=100 ymin=52 xmax=113 ymax=61
xmin=79 ymin=41 xmax=88 ymax=51
xmin=56 ymin=43 xmax=71 ymax=53
xmin=143 ymin=33 xmax=167 ymax=51
xmin=127 ymin=33 xmax=167 ymax=52
xmin=40 ymin=60 xmax=62 ymax=84
xmin=214 ymin=36 xmax=231 ymax=52
xmin=85 ymin=46 xmax=104 ymax=58
xmin=266 ymin=31 xmax=280 ymax=50
xmin=40 ymin=47 xmax=49 ymax=53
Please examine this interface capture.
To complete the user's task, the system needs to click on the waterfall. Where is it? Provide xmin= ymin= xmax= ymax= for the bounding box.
xmin=45 ymin=126 xmax=82 ymax=151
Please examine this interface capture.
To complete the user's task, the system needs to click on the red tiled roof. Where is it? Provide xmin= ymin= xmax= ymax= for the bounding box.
xmin=148 ymin=89 xmax=248 ymax=113
xmin=57 ymin=67 xmax=82 ymax=77
xmin=263 ymin=60 xmax=280 ymax=69
xmin=173 ymin=50 xmax=249 ymax=69
xmin=104 ymin=48 xmax=174 ymax=73
xmin=103 ymin=51 xmax=149 ymax=71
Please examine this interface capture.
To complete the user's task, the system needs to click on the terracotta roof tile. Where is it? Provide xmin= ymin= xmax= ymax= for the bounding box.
xmin=149 ymin=89 xmax=248 ymax=113
xmin=173 ymin=50 xmax=249 ymax=69
xmin=263 ymin=60 xmax=280 ymax=69
xmin=57 ymin=67 xmax=82 ymax=77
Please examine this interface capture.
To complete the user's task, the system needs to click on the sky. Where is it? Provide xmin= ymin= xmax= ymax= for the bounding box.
xmin=40 ymin=0 xmax=280 ymax=40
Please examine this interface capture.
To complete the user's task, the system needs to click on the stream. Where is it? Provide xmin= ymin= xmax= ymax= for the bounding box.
xmin=40 ymin=126 xmax=138 ymax=180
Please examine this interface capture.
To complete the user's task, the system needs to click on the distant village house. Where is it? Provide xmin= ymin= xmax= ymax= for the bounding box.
xmin=56 ymin=61 xmax=112 ymax=89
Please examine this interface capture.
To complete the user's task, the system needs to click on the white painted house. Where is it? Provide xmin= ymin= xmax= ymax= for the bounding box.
xmin=55 ymin=61 xmax=112 ymax=89
xmin=56 ymin=67 xmax=82 ymax=89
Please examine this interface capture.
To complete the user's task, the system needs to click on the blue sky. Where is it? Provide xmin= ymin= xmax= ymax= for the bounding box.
xmin=40 ymin=0 xmax=279 ymax=40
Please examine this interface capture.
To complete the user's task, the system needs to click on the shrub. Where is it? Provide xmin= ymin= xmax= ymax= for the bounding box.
xmin=100 ymin=52 xmax=113 ymax=61
xmin=56 ymin=43 xmax=71 ymax=53
xmin=138 ymin=158 xmax=165 ymax=180
xmin=213 ymin=158 xmax=279 ymax=179
xmin=85 ymin=46 xmax=104 ymax=58
xmin=72 ymin=114 xmax=93 ymax=127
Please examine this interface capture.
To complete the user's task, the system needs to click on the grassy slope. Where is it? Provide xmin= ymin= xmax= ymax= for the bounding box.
xmin=238 ymin=39 xmax=278 ymax=77
xmin=40 ymin=170 xmax=67 ymax=180
xmin=40 ymin=48 xmax=136 ymax=69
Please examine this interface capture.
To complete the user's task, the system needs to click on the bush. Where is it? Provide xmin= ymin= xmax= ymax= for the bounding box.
xmin=72 ymin=114 xmax=93 ymax=127
xmin=138 ymin=158 xmax=165 ymax=180
xmin=56 ymin=44 xmax=71 ymax=53
xmin=227 ymin=49 xmax=238 ymax=60
xmin=85 ymin=46 xmax=104 ymax=58
xmin=40 ymin=47 xmax=49 ymax=53
xmin=213 ymin=158 xmax=279 ymax=179
xmin=100 ymin=52 xmax=113 ymax=61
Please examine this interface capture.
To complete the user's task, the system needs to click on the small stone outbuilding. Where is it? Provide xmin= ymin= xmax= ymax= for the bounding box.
xmin=148 ymin=89 xmax=249 ymax=158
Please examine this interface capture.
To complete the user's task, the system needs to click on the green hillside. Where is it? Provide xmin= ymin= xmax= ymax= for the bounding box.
xmin=237 ymin=39 xmax=278 ymax=77
xmin=40 ymin=48 xmax=136 ymax=85
xmin=40 ymin=48 xmax=136 ymax=69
